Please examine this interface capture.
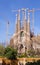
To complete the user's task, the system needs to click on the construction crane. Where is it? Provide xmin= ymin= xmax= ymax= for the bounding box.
xmin=28 ymin=8 xmax=34 ymax=35
xmin=12 ymin=9 xmax=21 ymax=32
xmin=28 ymin=8 xmax=40 ymax=35
xmin=12 ymin=8 xmax=40 ymax=35
xmin=12 ymin=9 xmax=21 ymax=15
xmin=13 ymin=8 xmax=28 ymax=27
xmin=12 ymin=8 xmax=28 ymax=21
xmin=21 ymin=8 xmax=26 ymax=19
xmin=0 ymin=15 xmax=10 ymax=46
xmin=6 ymin=21 xmax=9 ymax=46
xmin=6 ymin=21 xmax=14 ymax=46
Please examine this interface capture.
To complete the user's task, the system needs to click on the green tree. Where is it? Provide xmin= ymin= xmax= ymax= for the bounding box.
xmin=4 ymin=47 xmax=17 ymax=60
xmin=0 ymin=44 xmax=5 ymax=57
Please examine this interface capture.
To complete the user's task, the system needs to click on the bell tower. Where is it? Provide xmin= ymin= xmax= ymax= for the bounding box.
xmin=23 ymin=9 xmax=27 ymax=43
xmin=27 ymin=12 xmax=30 ymax=51
xmin=17 ymin=9 xmax=21 ymax=44
xmin=16 ymin=14 xmax=18 ymax=33
xmin=21 ymin=8 xmax=27 ymax=47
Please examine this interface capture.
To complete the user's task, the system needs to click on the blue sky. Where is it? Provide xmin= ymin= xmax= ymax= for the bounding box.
xmin=0 ymin=0 xmax=40 ymax=44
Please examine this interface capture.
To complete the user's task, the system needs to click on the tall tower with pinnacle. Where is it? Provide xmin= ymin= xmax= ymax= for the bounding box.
xmin=17 ymin=9 xmax=21 ymax=44
xmin=27 ymin=12 xmax=30 ymax=51
xmin=23 ymin=9 xmax=27 ymax=43
xmin=16 ymin=14 xmax=18 ymax=33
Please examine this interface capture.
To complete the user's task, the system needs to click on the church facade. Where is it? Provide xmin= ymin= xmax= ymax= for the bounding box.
xmin=10 ymin=9 xmax=40 ymax=55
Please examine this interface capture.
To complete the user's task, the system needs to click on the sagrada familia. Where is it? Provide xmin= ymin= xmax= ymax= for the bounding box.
xmin=10 ymin=9 xmax=40 ymax=55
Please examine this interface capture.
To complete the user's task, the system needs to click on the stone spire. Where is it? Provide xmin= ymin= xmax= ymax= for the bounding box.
xmin=22 ymin=9 xmax=27 ymax=40
xmin=27 ymin=12 xmax=30 ymax=51
xmin=24 ymin=9 xmax=27 ymax=32
xmin=22 ymin=8 xmax=27 ymax=31
xmin=22 ymin=8 xmax=25 ymax=27
xmin=18 ymin=9 xmax=20 ymax=32
xmin=16 ymin=14 xmax=18 ymax=33
xmin=17 ymin=9 xmax=21 ymax=43
xmin=27 ymin=12 xmax=30 ymax=39
xmin=24 ymin=9 xmax=27 ymax=20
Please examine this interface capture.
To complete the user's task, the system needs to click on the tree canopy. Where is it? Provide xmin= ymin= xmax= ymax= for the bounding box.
xmin=4 ymin=46 xmax=17 ymax=60
xmin=0 ymin=44 xmax=5 ymax=56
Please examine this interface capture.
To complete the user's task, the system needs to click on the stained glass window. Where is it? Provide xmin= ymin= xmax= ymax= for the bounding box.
xmin=20 ymin=31 xmax=24 ymax=37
